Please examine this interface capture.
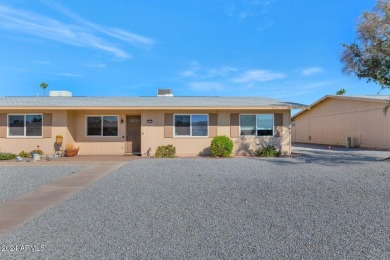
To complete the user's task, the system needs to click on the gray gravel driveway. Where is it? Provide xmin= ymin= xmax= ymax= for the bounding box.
xmin=0 ymin=166 xmax=81 ymax=202
xmin=0 ymin=153 xmax=389 ymax=259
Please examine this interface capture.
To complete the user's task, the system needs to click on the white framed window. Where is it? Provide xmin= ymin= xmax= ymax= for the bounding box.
xmin=174 ymin=114 xmax=208 ymax=137
xmin=86 ymin=116 xmax=119 ymax=137
xmin=240 ymin=114 xmax=274 ymax=136
xmin=8 ymin=114 xmax=43 ymax=137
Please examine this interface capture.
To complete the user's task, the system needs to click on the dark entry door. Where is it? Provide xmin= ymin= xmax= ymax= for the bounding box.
xmin=126 ymin=115 xmax=141 ymax=154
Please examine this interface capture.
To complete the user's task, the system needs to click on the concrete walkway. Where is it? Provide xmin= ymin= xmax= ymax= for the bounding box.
xmin=0 ymin=161 xmax=127 ymax=238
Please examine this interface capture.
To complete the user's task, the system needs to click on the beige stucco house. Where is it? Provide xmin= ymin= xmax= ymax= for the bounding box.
xmin=292 ymin=95 xmax=390 ymax=149
xmin=0 ymin=94 xmax=303 ymax=156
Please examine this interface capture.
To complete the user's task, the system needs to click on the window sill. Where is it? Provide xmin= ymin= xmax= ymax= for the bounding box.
xmin=6 ymin=136 xmax=43 ymax=139
xmin=173 ymin=136 xmax=210 ymax=138
xmin=239 ymin=135 xmax=275 ymax=137
xmin=85 ymin=136 xmax=120 ymax=138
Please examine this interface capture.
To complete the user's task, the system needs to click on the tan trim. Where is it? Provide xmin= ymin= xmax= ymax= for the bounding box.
xmin=0 ymin=113 xmax=6 ymax=138
xmin=230 ymin=113 xmax=239 ymax=138
xmin=209 ymin=113 xmax=218 ymax=137
xmin=43 ymin=113 xmax=52 ymax=138
xmin=164 ymin=113 xmax=173 ymax=138
xmin=274 ymin=113 xmax=283 ymax=137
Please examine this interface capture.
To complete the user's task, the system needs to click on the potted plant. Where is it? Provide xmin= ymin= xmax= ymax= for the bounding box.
xmin=31 ymin=145 xmax=44 ymax=161
xmin=64 ymin=143 xmax=79 ymax=157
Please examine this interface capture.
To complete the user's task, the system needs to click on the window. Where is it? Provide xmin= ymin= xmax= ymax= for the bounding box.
xmin=174 ymin=114 xmax=208 ymax=136
xmin=240 ymin=115 xmax=256 ymax=135
xmin=240 ymin=114 xmax=273 ymax=136
xmin=8 ymin=114 xmax=42 ymax=137
xmin=86 ymin=116 xmax=118 ymax=136
xmin=256 ymin=114 xmax=273 ymax=136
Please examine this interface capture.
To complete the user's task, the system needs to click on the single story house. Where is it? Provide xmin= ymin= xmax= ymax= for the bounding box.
xmin=0 ymin=92 xmax=304 ymax=156
xmin=292 ymin=95 xmax=390 ymax=149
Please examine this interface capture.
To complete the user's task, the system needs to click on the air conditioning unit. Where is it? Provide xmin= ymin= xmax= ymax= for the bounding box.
xmin=346 ymin=137 xmax=352 ymax=148
xmin=49 ymin=91 xmax=72 ymax=97
xmin=157 ymin=89 xmax=173 ymax=97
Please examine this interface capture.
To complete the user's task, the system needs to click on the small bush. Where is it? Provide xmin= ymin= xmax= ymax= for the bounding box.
xmin=211 ymin=135 xmax=233 ymax=158
xmin=31 ymin=149 xmax=44 ymax=155
xmin=0 ymin=153 xmax=17 ymax=160
xmin=154 ymin=144 xmax=176 ymax=158
xmin=19 ymin=150 xmax=30 ymax=158
xmin=255 ymin=145 xmax=281 ymax=157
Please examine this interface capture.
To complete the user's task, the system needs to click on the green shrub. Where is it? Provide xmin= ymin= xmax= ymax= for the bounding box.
xmin=254 ymin=145 xmax=281 ymax=157
xmin=31 ymin=149 xmax=44 ymax=155
xmin=19 ymin=150 xmax=30 ymax=158
xmin=154 ymin=144 xmax=176 ymax=158
xmin=211 ymin=135 xmax=233 ymax=157
xmin=0 ymin=153 xmax=17 ymax=160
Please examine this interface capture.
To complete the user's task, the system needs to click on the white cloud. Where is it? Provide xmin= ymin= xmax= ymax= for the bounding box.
xmin=85 ymin=63 xmax=106 ymax=68
xmin=43 ymin=1 xmax=154 ymax=48
xmin=206 ymin=66 xmax=237 ymax=77
xmin=301 ymin=67 xmax=324 ymax=76
xmin=225 ymin=0 xmax=275 ymax=19
xmin=181 ymin=63 xmax=237 ymax=79
xmin=0 ymin=3 xmax=154 ymax=59
xmin=35 ymin=60 xmax=50 ymax=65
xmin=189 ymin=82 xmax=226 ymax=91
xmin=270 ymin=80 xmax=333 ymax=98
xmin=181 ymin=68 xmax=199 ymax=78
xmin=181 ymin=61 xmax=201 ymax=78
xmin=233 ymin=69 xmax=286 ymax=83
xmin=57 ymin=72 xmax=83 ymax=77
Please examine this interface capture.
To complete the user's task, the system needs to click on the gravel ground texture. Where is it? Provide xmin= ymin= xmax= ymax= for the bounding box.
xmin=0 ymin=149 xmax=389 ymax=259
xmin=0 ymin=166 xmax=82 ymax=202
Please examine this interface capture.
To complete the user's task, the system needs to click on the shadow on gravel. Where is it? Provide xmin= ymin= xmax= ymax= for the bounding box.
xmin=299 ymin=153 xmax=381 ymax=166
xmin=247 ymin=149 xmax=387 ymax=166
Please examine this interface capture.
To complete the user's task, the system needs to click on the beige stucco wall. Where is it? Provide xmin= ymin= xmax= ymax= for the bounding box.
xmin=141 ymin=110 xmax=216 ymax=156
xmin=0 ymin=108 xmax=292 ymax=156
xmin=69 ymin=110 xmax=131 ymax=155
xmin=141 ymin=109 xmax=291 ymax=156
xmin=0 ymin=110 xmax=70 ymax=155
xmin=232 ymin=110 xmax=291 ymax=155
xmin=292 ymin=98 xmax=390 ymax=149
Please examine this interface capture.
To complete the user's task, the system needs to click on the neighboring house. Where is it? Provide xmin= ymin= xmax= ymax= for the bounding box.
xmin=0 ymin=92 xmax=303 ymax=156
xmin=292 ymin=95 xmax=390 ymax=149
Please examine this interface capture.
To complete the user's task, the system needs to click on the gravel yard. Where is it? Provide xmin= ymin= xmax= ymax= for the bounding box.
xmin=0 ymin=166 xmax=82 ymax=202
xmin=0 ymin=153 xmax=389 ymax=259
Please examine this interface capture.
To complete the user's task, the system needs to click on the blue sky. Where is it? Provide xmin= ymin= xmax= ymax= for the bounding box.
xmin=0 ymin=0 xmax=388 ymax=106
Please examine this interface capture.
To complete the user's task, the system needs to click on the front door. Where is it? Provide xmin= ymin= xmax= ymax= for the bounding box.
xmin=126 ymin=115 xmax=141 ymax=154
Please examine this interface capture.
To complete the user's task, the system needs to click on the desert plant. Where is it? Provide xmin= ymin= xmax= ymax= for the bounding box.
xmin=154 ymin=144 xmax=176 ymax=158
xmin=255 ymin=145 xmax=281 ymax=157
xmin=0 ymin=152 xmax=17 ymax=160
xmin=64 ymin=144 xmax=79 ymax=157
xmin=65 ymin=143 xmax=78 ymax=150
xmin=211 ymin=135 xmax=233 ymax=157
xmin=19 ymin=150 xmax=30 ymax=158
